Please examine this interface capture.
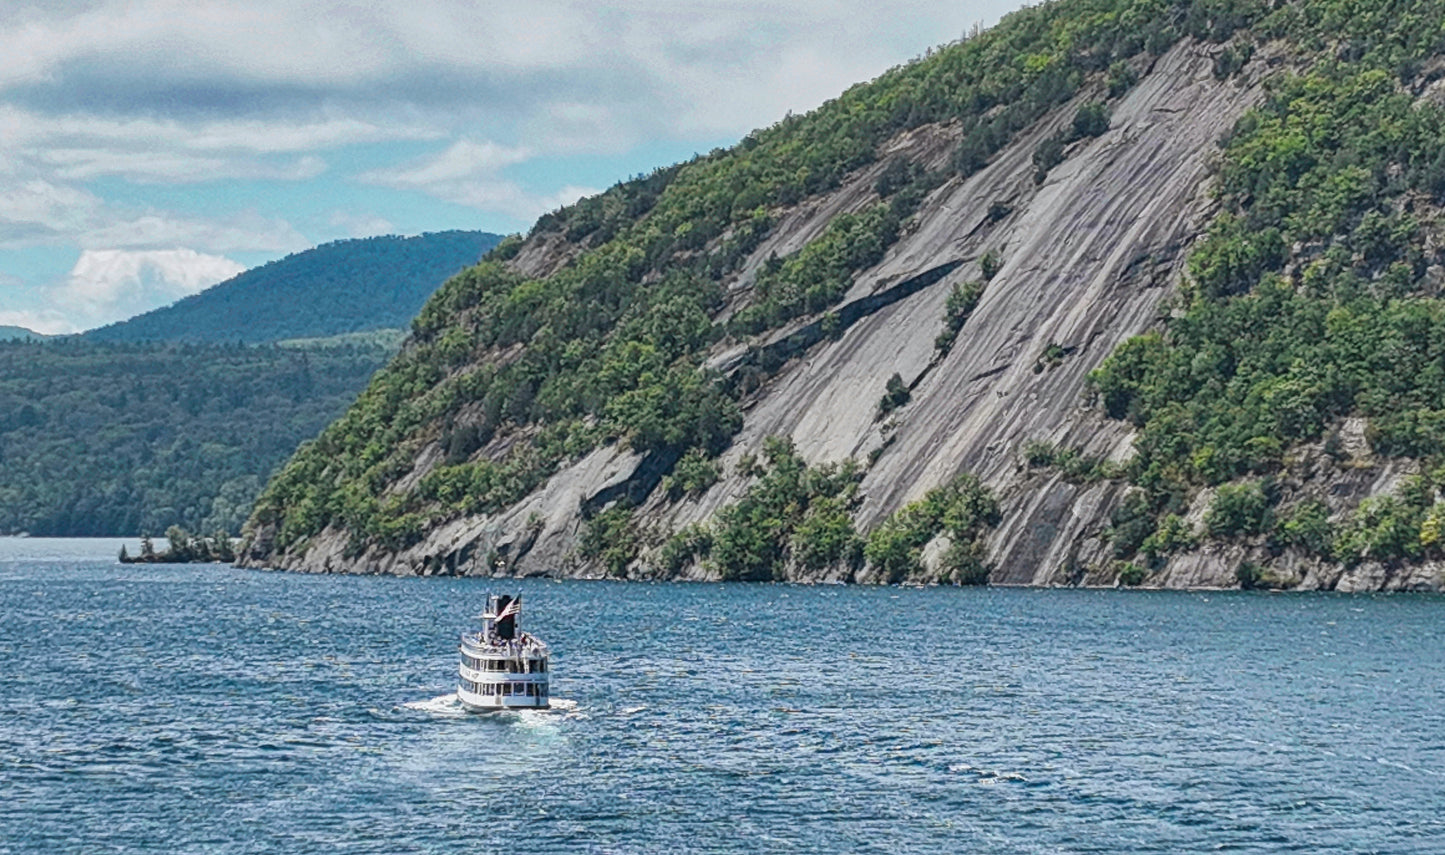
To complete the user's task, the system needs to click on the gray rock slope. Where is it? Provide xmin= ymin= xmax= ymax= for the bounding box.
xmin=244 ymin=41 xmax=1439 ymax=588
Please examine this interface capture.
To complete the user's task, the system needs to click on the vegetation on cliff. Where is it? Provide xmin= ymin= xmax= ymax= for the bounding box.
xmin=1087 ymin=0 xmax=1445 ymax=575
xmin=251 ymin=0 xmax=1255 ymax=564
xmin=654 ymin=437 xmax=865 ymax=580
xmin=863 ymin=474 xmax=1001 ymax=584
xmin=251 ymin=0 xmax=1445 ymax=586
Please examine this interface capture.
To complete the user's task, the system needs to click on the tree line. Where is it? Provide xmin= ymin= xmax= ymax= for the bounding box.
xmin=0 ymin=338 xmax=392 ymax=536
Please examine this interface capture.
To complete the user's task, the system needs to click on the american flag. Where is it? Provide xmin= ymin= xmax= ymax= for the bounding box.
xmin=497 ymin=598 xmax=521 ymax=620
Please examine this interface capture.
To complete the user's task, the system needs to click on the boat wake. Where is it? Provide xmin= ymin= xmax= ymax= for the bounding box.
xmin=402 ymin=694 xmax=582 ymax=720
xmin=403 ymin=693 xmax=468 ymax=717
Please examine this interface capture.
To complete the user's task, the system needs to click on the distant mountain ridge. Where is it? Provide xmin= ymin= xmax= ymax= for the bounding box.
xmin=86 ymin=231 xmax=501 ymax=344
xmin=0 ymin=326 xmax=53 ymax=341
xmin=0 ymin=230 xmax=501 ymax=536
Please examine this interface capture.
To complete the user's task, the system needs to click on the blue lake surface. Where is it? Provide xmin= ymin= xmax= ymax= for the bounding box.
xmin=3 ymin=538 xmax=1445 ymax=853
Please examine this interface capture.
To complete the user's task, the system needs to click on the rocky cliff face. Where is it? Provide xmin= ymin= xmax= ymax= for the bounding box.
xmin=240 ymin=17 xmax=1445 ymax=591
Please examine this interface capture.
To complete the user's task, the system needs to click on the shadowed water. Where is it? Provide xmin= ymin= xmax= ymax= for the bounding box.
xmin=3 ymin=539 xmax=1444 ymax=853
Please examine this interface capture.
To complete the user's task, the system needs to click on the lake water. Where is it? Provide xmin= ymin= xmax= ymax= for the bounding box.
xmin=3 ymin=539 xmax=1444 ymax=853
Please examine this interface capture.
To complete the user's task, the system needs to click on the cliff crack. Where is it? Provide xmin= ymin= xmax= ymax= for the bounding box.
xmin=724 ymin=258 xmax=965 ymax=393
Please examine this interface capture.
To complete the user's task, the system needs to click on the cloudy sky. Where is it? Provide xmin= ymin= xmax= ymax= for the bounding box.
xmin=1 ymin=0 xmax=1024 ymax=334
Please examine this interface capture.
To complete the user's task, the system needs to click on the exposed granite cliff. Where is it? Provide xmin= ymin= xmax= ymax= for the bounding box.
xmin=240 ymin=27 xmax=1445 ymax=591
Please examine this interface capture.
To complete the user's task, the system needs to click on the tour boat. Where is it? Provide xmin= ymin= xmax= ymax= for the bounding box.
xmin=456 ymin=594 xmax=550 ymax=711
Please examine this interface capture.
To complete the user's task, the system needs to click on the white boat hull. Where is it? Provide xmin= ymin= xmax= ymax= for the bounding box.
xmin=456 ymin=684 xmax=549 ymax=711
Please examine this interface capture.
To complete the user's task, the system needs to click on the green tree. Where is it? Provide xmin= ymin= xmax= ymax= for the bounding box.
xmin=1205 ymin=482 xmax=1273 ymax=539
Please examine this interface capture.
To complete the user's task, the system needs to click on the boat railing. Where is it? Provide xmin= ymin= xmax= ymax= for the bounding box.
xmin=460 ymin=632 xmax=549 ymax=655
xmin=458 ymin=661 xmax=549 ymax=684
xmin=459 ymin=653 xmax=549 ymax=674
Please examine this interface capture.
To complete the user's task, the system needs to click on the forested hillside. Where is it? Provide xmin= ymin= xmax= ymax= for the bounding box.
xmin=85 ymin=231 xmax=500 ymax=344
xmin=0 ymin=232 xmax=503 ymax=536
xmin=245 ymin=0 xmax=1445 ymax=591
xmin=0 ymin=338 xmax=391 ymax=536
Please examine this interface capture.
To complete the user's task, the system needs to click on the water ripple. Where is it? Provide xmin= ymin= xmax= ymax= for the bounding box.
xmin=3 ymin=555 xmax=1445 ymax=852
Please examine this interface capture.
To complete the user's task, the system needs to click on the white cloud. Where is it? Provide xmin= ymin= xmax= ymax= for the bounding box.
xmin=51 ymin=248 xmax=245 ymax=329
xmin=0 ymin=2 xmax=1007 ymax=152
xmin=366 ymin=140 xmax=531 ymax=185
xmin=0 ymin=107 xmax=431 ymax=153
xmin=0 ymin=269 xmax=75 ymax=334
xmin=0 ymin=308 xmax=75 ymax=336
xmin=0 ymin=0 xmax=1025 ymax=332
xmin=0 ymin=105 xmax=428 ymax=186
xmin=80 ymin=211 xmax=308 ymax=254
xmin=328 ymin=209 xmax=395 ymax=239
xmin=40 ymin=149 xmax=327 ymax=185
xmin=361 ymin=139 xmax=595 ymax=220
xmin=0 ymin=143 xmax=309 ymax=252
xmin=0 ymin=172 xmax=103 ymax=246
